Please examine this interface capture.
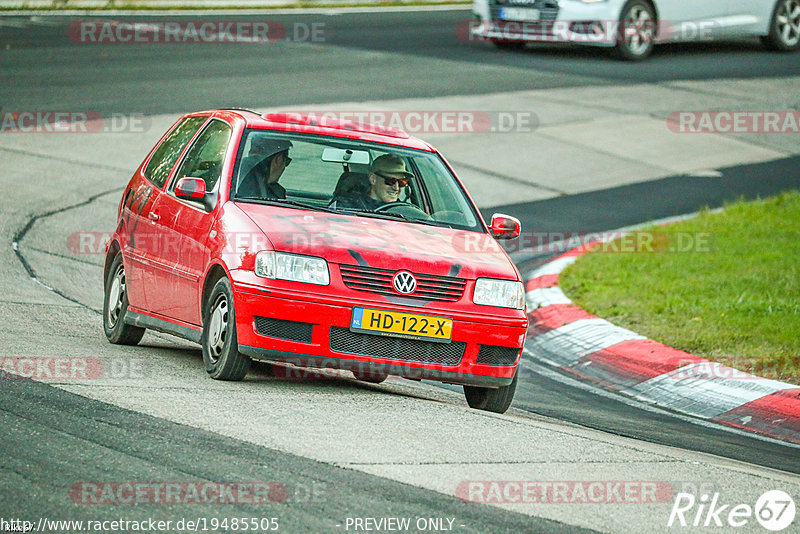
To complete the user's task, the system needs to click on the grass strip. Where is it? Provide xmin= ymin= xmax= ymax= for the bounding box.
xmin=560 ymin=190 xmax=800 ymax=385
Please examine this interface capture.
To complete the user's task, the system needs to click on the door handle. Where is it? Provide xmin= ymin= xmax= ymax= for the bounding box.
xmin=148 ymin=212 xmax=160 ymax=222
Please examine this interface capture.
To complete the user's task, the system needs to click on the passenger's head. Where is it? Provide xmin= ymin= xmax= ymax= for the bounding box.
xmin=368 ymin=154 xmax=413 ymax=204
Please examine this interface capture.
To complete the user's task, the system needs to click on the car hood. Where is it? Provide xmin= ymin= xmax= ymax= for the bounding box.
xmin=236 ymin=204 xmax=519 ymax=281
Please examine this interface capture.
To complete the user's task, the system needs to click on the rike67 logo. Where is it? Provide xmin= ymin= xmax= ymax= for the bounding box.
xmin=668 ymin=490 xmax=795 ymax=531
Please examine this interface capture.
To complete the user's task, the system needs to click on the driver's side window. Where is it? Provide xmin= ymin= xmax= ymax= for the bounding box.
xmin=171 ymin=119 xmax=233 ymax=193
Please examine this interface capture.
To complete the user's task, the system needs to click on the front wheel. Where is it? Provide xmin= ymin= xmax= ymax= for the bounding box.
xmin=201 ymin=277 xmax=251 ymax=380
xmin=463 ymin=371 xmax=518 ymax=414
xmin=761 ymin=0 xmax=800 ymax=51
xmin=614 ymin=0 xmax=657 ymax=61
xmin=352 ymin=368 xmax=388 ymax=384
xmin=103 ymin=253 xmax=145 ymax=345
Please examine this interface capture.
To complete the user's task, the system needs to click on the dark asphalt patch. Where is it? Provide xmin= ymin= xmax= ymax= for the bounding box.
xmin=485 ymin=155 xmax=800 ymax=235
xmin=0 ymin=377 xmax=596 ymax=534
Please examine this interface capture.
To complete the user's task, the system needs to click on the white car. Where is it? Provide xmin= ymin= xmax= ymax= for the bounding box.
xmin=471 ymin=0 xmax=800 ymax=60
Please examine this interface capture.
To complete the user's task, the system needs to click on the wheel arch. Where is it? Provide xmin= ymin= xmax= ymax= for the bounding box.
xmin=201 ymin=263 xmax=229 ymax=315
xmin=104 ymin=240 xmax=121 ymax=280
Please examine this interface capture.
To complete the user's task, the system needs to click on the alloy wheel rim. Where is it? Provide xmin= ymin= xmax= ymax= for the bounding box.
xmin=107 ymin=264 xmax=125 ymax=328
xmin=623 ymin=6 xmax=654 ymax=56
xmin=777 ymin=0 xmax=800 ymax=46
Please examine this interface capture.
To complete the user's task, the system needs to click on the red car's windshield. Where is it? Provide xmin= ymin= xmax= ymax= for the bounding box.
xmin=231 ymin=129 xmax=483 ymax=232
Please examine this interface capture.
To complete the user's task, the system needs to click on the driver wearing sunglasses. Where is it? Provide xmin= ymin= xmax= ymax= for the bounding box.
xmin=329 ymin=153 xmax=413 ymax=211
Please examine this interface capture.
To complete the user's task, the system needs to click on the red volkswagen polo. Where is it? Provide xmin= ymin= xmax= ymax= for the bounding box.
xmin=103 ymin=109 xmax=527 ymax=413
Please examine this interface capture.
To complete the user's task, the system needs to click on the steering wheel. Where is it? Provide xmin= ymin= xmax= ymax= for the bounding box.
xmin=374 ymin=202 xmax=431 ymax=220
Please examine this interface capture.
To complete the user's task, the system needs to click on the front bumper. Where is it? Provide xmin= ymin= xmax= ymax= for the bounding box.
xmin=230 ymin=272 xmax=527 ymax=388
xmin=472 ymin=0 xmax=623 ymax=47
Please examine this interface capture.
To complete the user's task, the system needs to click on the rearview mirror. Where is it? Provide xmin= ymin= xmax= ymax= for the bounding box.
xmin=321 ymin=148 xmax=370 ymax=165
xmin=490 ymin=213 xmax=521 ymax=240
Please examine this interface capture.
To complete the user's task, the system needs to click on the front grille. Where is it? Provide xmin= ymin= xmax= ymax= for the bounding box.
xmin=490 ymin=0 xmax=560 ymax=22
xmin=339 ymin=265 xmax=466 ymax=302
xmin=255 ymin=317 xmax=313 ymax=343
xmin=477 ymin=345 xmax=520 ymax=366
xmin=330 ymin=327 xmax=465 ymax=365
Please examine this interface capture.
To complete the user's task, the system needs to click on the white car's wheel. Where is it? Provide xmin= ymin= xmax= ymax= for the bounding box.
xmin=762 ymin=0 xmax=800 ymax=51
xmin=614 ymin=0 xmax=657 ymax=61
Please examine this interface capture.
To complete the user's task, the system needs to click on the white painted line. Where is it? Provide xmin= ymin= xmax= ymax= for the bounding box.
xmin=627 ymin=363 xmax=790 ymax=419
xmin=526 ymin=318 xmax=645 ymax=367
xmin=0 ymin=19 xmax=29 ymax=27
xmin=526 ymin=286 xmax=571 ymax=309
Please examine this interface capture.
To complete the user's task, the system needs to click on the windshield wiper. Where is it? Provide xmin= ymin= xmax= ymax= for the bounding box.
xmin=349 ymin=210 xmax=410 ymax=221
xmin=347 ymin=210 xmax=457 ymax=228
xmin=235 ymin=198 xmax=338 ymax=213
xmin=415 ymin=219 xmax=454 ymax=229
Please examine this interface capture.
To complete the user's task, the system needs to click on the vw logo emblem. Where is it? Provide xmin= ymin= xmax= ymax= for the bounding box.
xmin=392 ymin=271 xmax=417 ymax=295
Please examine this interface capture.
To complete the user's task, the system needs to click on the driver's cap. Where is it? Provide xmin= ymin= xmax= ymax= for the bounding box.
xmin=370 ymin=154 xmax=414 ymax=178
xmin=249 ymin=137 xmax=293 ymax=159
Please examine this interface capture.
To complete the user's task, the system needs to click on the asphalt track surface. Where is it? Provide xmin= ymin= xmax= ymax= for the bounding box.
xmin=2 ymin=10 xmax=800 ymax=114
xmin=2 ymin=377 xmax=579 ymax=533
xmin=1 ymin=7 xmax=800 ymax=531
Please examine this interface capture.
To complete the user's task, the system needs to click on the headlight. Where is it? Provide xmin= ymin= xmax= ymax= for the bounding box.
xmin=255 ymin=251 xmax=330 ymax=286
xmin=473 ymin=278 xmax=525 ymax=309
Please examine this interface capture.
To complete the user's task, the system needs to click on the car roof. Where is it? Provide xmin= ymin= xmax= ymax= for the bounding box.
xmin=201 ymin=109 xmax=436 ymax=152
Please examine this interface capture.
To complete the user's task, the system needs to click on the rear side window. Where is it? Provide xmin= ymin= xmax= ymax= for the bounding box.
xmin=143 ymin=116 xmax=207 ymax=188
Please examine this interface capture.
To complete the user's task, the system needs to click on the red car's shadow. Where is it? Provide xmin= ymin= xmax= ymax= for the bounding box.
xmin=134 ymin=340 xmax=444 ymax=402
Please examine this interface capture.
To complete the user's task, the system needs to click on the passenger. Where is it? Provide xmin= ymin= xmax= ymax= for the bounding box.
xmin=329 ymin=154 xmax=413 ymax=210
xmin=237 ymin=138 xmax=293 ymax=200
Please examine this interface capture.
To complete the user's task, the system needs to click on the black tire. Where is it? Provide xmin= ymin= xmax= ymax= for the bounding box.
xmin=464 ymin=370 xmax=518 ymax=414
xmin=614 ymin=0 xmax=657 ymax=61
xmin=103 ymin=253 xmax=146 ymax=345
xmin=761 ymin=0 xmax=800 ymax=51
xmin=201 ymin=277 xmax=251 ymax=380
xmin=352 ymin=368 xmax=388 ymax=384
xmin=491 ymin=39 xmax=526 ymax=50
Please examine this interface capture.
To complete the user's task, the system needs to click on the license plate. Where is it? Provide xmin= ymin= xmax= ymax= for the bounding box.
xmin=351 ymin=307 xmax=453 ymax=343
xmin=499 ymin=7 xmax=541 ymax=21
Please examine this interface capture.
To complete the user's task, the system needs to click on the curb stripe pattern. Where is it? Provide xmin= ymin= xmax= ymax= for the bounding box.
xmin=523 ymin=247 xmax=800 ymax=445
